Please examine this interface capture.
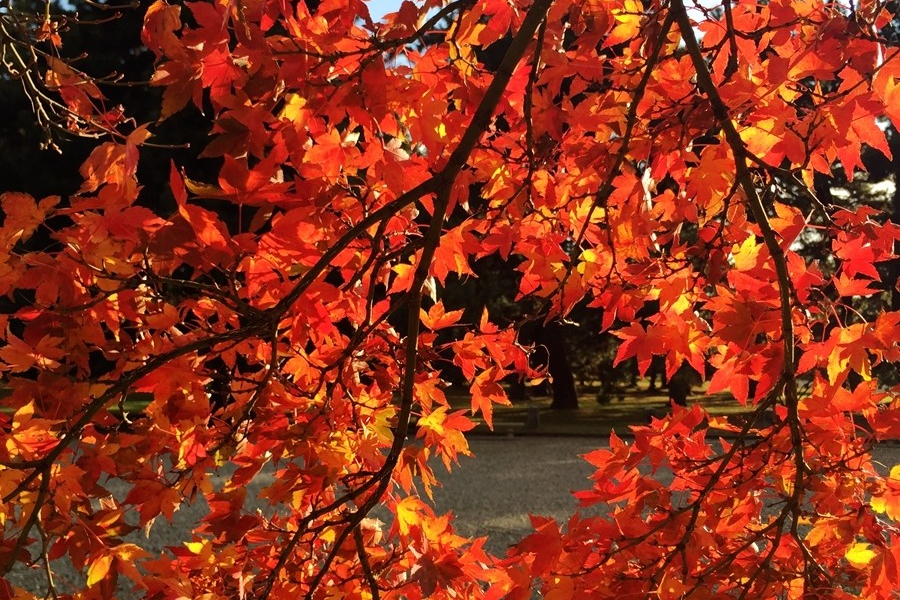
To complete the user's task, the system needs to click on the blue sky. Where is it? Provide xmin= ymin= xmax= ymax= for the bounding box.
xmin=367 ymin=0 xmax=401 ymax=20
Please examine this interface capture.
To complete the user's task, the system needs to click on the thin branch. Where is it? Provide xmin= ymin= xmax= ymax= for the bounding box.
xmin=3 ymin=471 xmax=50 ymax=575
xmin=671 ymin=0 xmax=795 ymax=376
xmin=523 ymin=17 xmax=547 ymax=205
xmin=258 ymin=0 xmax=554 ymax=596
xmin=37 ymin=521 xmax=58 ymax=600
xmin=2 ymin=322 xmax=268 ymax=504
xmin=354 ymin=524 xmax=380 ymax=600
xmin=672 ymin=0 xmax=810 ymax=588
xmin=548 ymin=6 xmax=677 ymax=311
xmin=721 ymin=0 xmax=740 ymax=80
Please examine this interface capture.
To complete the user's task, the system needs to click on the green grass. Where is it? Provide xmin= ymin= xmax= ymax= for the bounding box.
xmin=1 ymin=380 xmax=751 ymax=437
xmin=0 ymin=391 xmax=152 ymax=415
xmin=446 ymin=380 xmax=752 ymax=437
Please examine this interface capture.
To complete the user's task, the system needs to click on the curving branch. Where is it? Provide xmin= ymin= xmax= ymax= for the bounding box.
xmin=257 ymin=0 xmax=554 ymax=596
xmin=670 ymin=0 xmax=808 ymax=581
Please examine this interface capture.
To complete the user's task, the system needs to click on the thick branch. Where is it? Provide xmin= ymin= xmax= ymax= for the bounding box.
xmin=670 ymin=0 xmax=794 ymax=377
xmin=670 ymin=0 xmax=806 ymax=561
xmin=260 ymin=0 xmax=554 ymax=596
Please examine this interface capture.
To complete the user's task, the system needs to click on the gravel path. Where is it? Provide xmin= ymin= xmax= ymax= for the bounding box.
xmin=439 ymin=437 xmax=899 ymax=553
xmin=429 ymin=437 xmax=604 ymax=553
xmin=7 ymin=437 xmax=900 ymax=594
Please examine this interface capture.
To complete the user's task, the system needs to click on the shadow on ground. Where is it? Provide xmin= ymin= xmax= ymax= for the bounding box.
xmin=445 ymin=381 xmax=753 ymax=437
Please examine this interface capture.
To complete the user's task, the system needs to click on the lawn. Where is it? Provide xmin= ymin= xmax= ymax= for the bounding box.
xmin=447 ymin=380 xmax=754 ymax=437
xmin=0 ymin=380 xmax=753 ymax=437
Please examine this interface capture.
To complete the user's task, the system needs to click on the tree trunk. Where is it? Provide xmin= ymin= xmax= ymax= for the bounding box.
xmin=883 ymin=130 xmax=900 ymax=312
xmin=540 ymin=321 xmax=579 ymax=409
xmin=890 ymin=170 xmax=900 ymax=312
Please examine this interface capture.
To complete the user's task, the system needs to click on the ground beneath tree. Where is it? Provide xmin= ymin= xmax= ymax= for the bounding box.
xmin=8 ymin=437 xmax=898 ymax=595
xmin=450 ymin=380 xmax=754 ymax=436
xmin=432 ymin=438 xmax=900 ymax=555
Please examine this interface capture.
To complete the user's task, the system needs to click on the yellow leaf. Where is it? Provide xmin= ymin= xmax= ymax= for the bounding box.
xmin=805 ymin=523 xmax=828 ymax=548
xmin=212 ymin=447 xmax=228 ymax=467
xmin=577 ymin=248 xmax=602 ymax=279
xmin=416 ymin=407 xmax=447 ymax=436
xmin=420 ymin=301 xmax=464 ymax=331
xmin=86 ymin=553 xmax=113 ymax=587
xmin=606 ymin=0 xmax=643 ymax=47
xmin=279 ymin=93 xmax=309 ymax=124
xmin=12 ymin=403 xmax=35 ymax=427
xmin=318 ymin=526 xmax=337 ymax=544
xmin=182 ymin=175 xmax=224 ymax=197
xmin=395 ymin=496 xmax=427 ymax=536
xmin=739 ymin=118 xmax=783 ymax=161
xmin=826 ymin=351 xmax=848 ymax=386
xmin=369 ymin=405 xmax=397 ymax=442
xmin=845 ymin=543 xmax=877 ymax=568
xmin=113 ymin=543 xmax=150 ymax=561
xmin=732 ymin=235 xmax=762 ymax=272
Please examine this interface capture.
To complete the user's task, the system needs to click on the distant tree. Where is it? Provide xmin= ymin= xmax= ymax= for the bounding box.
xmin=0 ymin=0 xmax=216 ymax=205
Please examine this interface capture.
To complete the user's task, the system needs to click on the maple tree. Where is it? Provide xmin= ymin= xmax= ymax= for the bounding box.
xmin=2 ymin=0 xmax=900 ymax=598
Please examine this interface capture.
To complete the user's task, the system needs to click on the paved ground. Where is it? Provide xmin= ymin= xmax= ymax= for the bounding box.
xmin=433 ymin=437 xmax=900 ymax=554
xmin=429 ymin=437 xmax=603 ymax=553
xmin=7 ymin=437 xmax=900 ymax=594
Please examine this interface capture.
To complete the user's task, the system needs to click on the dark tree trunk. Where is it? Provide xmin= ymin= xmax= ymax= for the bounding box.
xmin=881 ymin=131 xmax=900 ymax=312
xmin=506 ymin=375 xmax=530 ymax=402
xmin=860 ymin=130 xmax=900 ymax=311
xmin=890 ymin=176 xmax=900 ymax=312
xmin=539 ymin=321 xmax=579 ymax=410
